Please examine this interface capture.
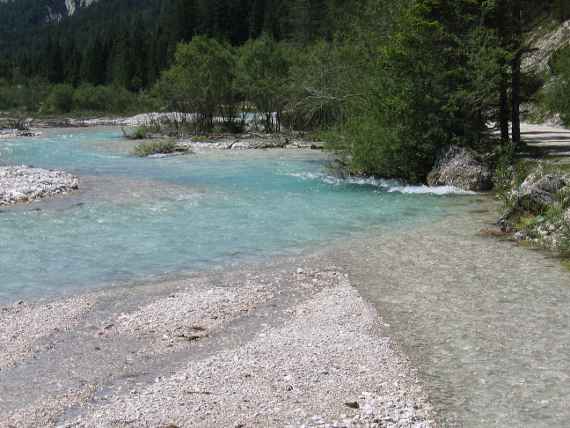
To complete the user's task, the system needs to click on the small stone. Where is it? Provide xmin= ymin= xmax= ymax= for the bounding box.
xmin=344 ymin=401 xmax=360 ymax=409
xmin=514 ymin=231 xmax=527 ymax=241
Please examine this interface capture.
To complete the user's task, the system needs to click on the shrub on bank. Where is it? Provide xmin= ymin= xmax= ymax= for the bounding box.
xmin=72 ymin=84 xmax=136 ymax=113
xmin=132 ymin=140 xmax=184 ymax=157
xmin=44 ymin=84 xmax=74 ymax=113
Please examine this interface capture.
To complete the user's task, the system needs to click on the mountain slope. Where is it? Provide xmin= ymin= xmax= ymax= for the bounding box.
xmin=0 ymin=0 xmax=100 ymax=34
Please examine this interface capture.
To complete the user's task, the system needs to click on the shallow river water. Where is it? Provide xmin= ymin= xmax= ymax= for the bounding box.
xmin=0 ymin=127 xmax=468 ymax=301
xmin=328 ymin=201 xmax=570 ymax=427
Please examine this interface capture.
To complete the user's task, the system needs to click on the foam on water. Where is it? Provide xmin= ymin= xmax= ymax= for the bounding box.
xmin=0 ymin=128 xmax=473 ymax=301
xmin=287 ymin=171 xmax=476 ymax=194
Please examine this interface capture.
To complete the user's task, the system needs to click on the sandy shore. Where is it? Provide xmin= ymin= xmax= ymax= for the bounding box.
xmin=0 ymin=260 xmax=433 ymax=428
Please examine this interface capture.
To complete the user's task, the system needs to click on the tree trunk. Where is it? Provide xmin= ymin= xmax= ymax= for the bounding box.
xmin=499 ymin=76 xmax=510 ymax=143
xmin=511 ymin=0 xmax=522 ymax=148
xmin=496 ymin=0 xmax=511 ymax=144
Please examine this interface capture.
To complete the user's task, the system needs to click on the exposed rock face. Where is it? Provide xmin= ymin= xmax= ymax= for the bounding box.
xmin=523 ymin=20 xmax=570 ymax=74
xmin=0 ymin=0 xmax=101 ymax=23
xmin=0 ymin=166 xmax=79 ymax=206
xmin=65 ymin=0 xmax=98 ymax=16
xmin=427 ymin=146 xmax=493 ymax=191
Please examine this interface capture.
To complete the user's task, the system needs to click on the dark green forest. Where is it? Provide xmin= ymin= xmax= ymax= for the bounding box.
xmin=2 ymin=0 xmax=570 ymax=181
xmin=0 ymin=0 xmax=354 ymax=88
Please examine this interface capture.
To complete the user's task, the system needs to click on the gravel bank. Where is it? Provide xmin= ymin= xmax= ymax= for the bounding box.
xmin=0 ymin=166 xmax=79 ymax=206
xmin=0 ymin=296 xmax=94 ymax=370
xmin=0 ymin=265 xmax=433 ymax=428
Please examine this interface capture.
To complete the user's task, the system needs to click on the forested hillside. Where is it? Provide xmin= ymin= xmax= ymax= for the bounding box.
xmin=0 ymin=0 xmax=353 ymax=89
xmin=2 ymin=0 xmax=570 ymax=182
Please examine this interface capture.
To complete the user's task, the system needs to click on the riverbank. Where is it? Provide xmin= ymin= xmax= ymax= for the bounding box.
xmin=0 ymin=259 xmax=434 ymax=428
xmin=494 ymin=123 xmax=570 ymax=256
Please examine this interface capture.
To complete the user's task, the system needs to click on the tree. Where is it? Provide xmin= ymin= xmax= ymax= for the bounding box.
xmin=236 ymin=35 xmax=290 ymax=132
xmin=154 ymin=36 xmax=236 ymax=132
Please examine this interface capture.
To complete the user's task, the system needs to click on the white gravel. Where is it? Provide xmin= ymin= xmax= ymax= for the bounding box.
xmin=113 ymin=281 xmax=274 ymax=354
xmin=0 ymin=166 xmax=79 ymax=206
xmin=71 ymin=273 xmax=433 ymax=428
xmin=0 ymin=296 xmax=94 ymax=370
xmin=0 ymin=267 xmax=433 ymax=428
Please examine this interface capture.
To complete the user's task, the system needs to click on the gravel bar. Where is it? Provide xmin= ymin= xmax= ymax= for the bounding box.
xmin=0 ymin=166 xmax=79 ymax=206
xmin=0 ymin=265 xmax=433 ymax=428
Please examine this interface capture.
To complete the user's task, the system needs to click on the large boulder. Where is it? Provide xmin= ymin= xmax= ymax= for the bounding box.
xmin=517 ymin=173 xmax=568 ymax=213
xmin=520 ymin=173 xmax=567 ymax=194
xmin=427 ymin=146 xmax=493 ymax=191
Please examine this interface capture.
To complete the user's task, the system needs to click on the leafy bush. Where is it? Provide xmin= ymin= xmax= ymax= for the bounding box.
xmin=133 ymin=140 xmax=185 ymax=157
xmin=236 ymin=35 xmax=291 ymax=132
xmin=73 ymin=84 xmax=136 ymax=113
xmin=44 ymin=84 xmax=74 ymax=113
xmin=153 ymin=36 xmax=236 ymax=133
xmin=0 ymin=78 xmax=49 ymax=112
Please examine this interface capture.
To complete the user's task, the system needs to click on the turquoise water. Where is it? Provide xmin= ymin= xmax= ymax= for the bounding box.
xmin=0 ymin=128 xmax=465 ymax=301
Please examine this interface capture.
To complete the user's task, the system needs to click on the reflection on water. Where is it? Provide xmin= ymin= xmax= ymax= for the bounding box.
xmin=330 ymin=199 xmax=570 ymax=427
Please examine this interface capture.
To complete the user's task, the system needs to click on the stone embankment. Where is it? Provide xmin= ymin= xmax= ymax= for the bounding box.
xmin=0 ymin=166 xmax=79 ymax=206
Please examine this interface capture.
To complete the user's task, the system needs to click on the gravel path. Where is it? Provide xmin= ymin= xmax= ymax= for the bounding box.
xmin=520 ymin=122 xmax=570 ymax=157
xmin=0 ymin=265 xmax=433 ymax=428
xmin=0 ymin=166 xmax=79 ymax=206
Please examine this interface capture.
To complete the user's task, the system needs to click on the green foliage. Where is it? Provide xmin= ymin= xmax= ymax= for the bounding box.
xmin=44 ymin=84 xmax=74 ymax=113
xmin=236 ymin=35 xmax=291 ymax=132
xmin=494 ymin=144 xmax=517 ymax=212
xmin=132 ymin=139 xmax=181 ymax=157
xmin=287 ymin=40 xmax=353 ymax=130
xmin=544 ymin=46 xmax=570 ymax=125
xmin=154 ymin=36 xmax=236 ymax=132
xmin=72 ymin=84 xmax=136 ymax=113
xmin=337 ymin=0 xmax=490 ymax=182
xmin=0 ymin=78 xmax=50 ymax=112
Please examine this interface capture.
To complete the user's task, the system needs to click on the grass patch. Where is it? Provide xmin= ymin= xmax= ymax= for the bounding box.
xmin=133 ymin=140 xmax=187 ymax=157
xmin=561 ymin=259 xmax=570 ymax=271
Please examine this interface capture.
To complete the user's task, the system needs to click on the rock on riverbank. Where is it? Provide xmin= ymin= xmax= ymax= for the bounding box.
xmin=498 ymin=166 xmax=570 ymax=250
xmin=0 ymin=166 xmax=79 ymax=206
xmin=427 ymin=146 xmax=493 ymax=192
